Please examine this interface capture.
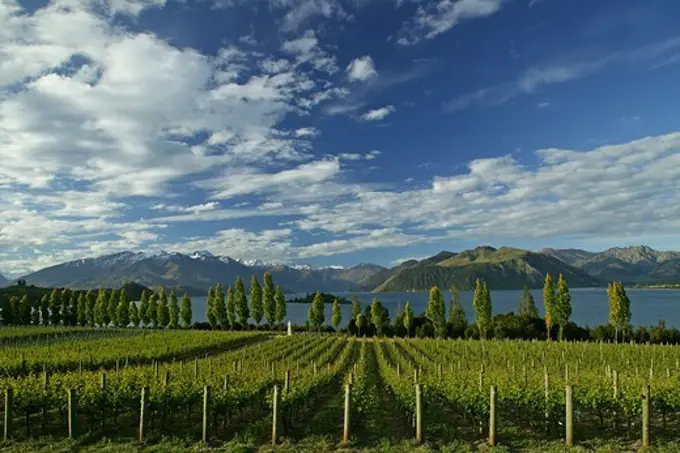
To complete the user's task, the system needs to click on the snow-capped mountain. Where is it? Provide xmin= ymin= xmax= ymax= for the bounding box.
xmin=19 ymin=250 xmax=388 ymax=294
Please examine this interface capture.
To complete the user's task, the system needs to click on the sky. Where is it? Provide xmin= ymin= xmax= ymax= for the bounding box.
xmin=2 ymin=0 xmax=680 ymax=276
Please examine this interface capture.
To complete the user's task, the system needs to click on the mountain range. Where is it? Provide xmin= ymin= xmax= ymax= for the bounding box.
xmin=0 ymin=273 xmax=10 ymax=288
xmin=5 ymin=245 xmax=679 ymax=294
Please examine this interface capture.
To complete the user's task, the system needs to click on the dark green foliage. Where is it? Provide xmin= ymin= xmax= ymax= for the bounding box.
xmin=139 ymin=290 xmax=150 ymax=327
xmin=77 ymin=293 xmax=87 ymax=326
xmin=117 ymin=291 xmax=130 ymax=327
xmin=234 ymin=277 xmax=249 ymax=326
xmin=214 ymin=284 xmax=227 ymax=329
xmin=289 ymin=292 xmax=351 ymax=304
xmin=180 ymin=293 xmax=192 ymax=328
xmin=275 ymin=285 xmax=286 ymax=325
xmin=206 ymin=286 xmax=217 ymax=329
xmin=249 ymin=276 xmax=263 ymax=326
xmin=148 ymin=293 xmax=158 ymax=328
xmin=370 ymin=298 xmax=389 ymax=336
xmin=519 ymin=284 xmax=540 ymax=319
xmin=226 ymin=286 xmax=236 ymax=328
xmin=426 ymin=286 xmax=446 ymax=337
xmin=129 ymin=299 xmax=140 ymax=328
xmin=331 ymin=298 xmax=341 ymax=330
xmin=157 ymin=290 xmax=169 ymax=328
xmin=40 ymin=294 xmax=49 ymax=326
xmin=49 ymin=288 xmax=61 ymax=325
xmin=263 ymin=272 xmax=276 ymax=326
xmin=308 ymin=291 xmax=325 ymax=329
xmin=169 ymin=291 xmax=179 ymax=328
xmin=94 ymin=289 xmax=108 ymax=327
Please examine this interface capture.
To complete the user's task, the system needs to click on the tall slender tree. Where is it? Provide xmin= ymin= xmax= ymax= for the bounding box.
xmin=129 ymin=299 xmax=140 ymax=328
xmin=139 ymin=290 xmax=150 ymax=327
xmin=555 ymin=274 xmax=572 ymax=341
xmin=49 ymin=288 xmax=62 ymax=326
xmin=77 ymin=293 xmax=87 ymax=326
xmin=309 ymin=292 xmax=325 ymax=330
xmin=235 ymin=277 xmax=249 ymax=327
xmin=30 ymin=297 xmax=40 ymax=325
xmin=1 ymin=296 xmax=14 ymax=325
xmin=10 ymin=297 xmax=21 ymax=325
xmin=69 ymin=292 xmax=79 ymax=326
xmin=148 ymin=293 xmax=159 ymax=328
xmin=226 ymin=286 xmax=236 ymax=328
xmin=117 ymin=291 xmax=130 ymax=327
xmin=107 ymin=289 xmax=118 ymax=327
xmin=40 ymin=294 xmax=49 ymax=326
xmin=473 ymin=279 xmax=492 ymax=339
xmin=427 ymin=286 xmax=447 ymax=337
xmin=608 ymin=281 xmax=631 ymax=343
xmin=61 ymin=289 xmax=72 ymax=326
xmin=449 ymin=288 xmax=467 ymax=330
xmin=249 ymin=276 xmax=263 ymax=326
xmin=214 ymin=284 xmax=227 ymax=329
xmin=169 ymin=291 xmax=179 ymax=329
xmin=275 ymin=285 xmax=286 ymax=326
xmin=94 ymin=289 xmax=108 ymax=327
xmin=263 ymin=272 xmax=276 ymax=326
xmin=355 ymin=313 xmax=364 ymax=337
xmin=371 ymin=298 xmax=389 ymax=336
xmin=85 ymin=290 xmax=96 ymax=327
xmin=206 ymin=286 xmax=217 ymax=329
xmin=351 ymin=296 xmax=361 ymax=321
xmin=404 ymin=301 xmax=414 ymax=338
xmin=157 ymin=289 xmax=169 ymax=328
xmin=331 ymin=298 xmax=342 ymax=331
xmin=519 ymin=284 xmax=540 ymax=318
xmin=18 ymin=295 xmax=31 ymax=325
xmin=543 ymin=273 xmax=556 ymax=341
xmin=181 ymin=293 xmax=193 ymax=328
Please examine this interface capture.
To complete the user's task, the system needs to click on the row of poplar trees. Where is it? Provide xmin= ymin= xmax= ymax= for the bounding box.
xmin=0 ymin=288 xmax=193 ymax=328
xmin=204 ymin=272 xmax=287 ymax=329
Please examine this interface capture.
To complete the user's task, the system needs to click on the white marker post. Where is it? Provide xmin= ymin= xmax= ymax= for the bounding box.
xmin=287 ymin=321 xmax=292 ymax=336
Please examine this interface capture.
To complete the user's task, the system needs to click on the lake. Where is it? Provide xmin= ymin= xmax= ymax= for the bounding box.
xmin=188 ymin=288 xmax=680 ymax=328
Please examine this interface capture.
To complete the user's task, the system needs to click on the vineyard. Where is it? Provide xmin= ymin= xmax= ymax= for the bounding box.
xmin=2 ymin=329 xmax=680 ymax=452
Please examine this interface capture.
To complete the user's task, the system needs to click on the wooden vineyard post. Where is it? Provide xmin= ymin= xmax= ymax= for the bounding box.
xmin=100 ymin=372 xmax=107 ymax=431
xmin=544 ymin=366 xmax=550 ymax=434
xmin=202 ymin=386 xmax=211 ymax=444
xmin=342 ymin=383 xmax=352 ymax=446
xmin=194 ymin=359 xmax=199 ymax=378
xmin=42 ymin=367 xmax=50 ymax=433
xmin=415 ymin=383 xmax=423 ymax=444
xmin=284 ymin=370 xmax=291 ymax=393
xmin=642 ymin=384 xmax=650 ymax=448
xmin=272 ymin=385 xmax=281 ymax=446
xmin=565 ymin=385 xmax=573 ymax=447
xmin=67 ymin=388 xmax=76 ymax=438
xmin=489 ymin=386 xmax=497 ymax=447
xmin=223 ymin=374 xmax=229 ymax=391
xmin=139 ymin=387 xmax=149 ymax=443
xmin=4 ymin=388 xmax=12 ymax=441
xmin=396 ymin=362 xmax=400 ymax=376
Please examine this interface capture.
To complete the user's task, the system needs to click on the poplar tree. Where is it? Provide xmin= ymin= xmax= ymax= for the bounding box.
xmin=1 ymin=296 xmax=13 ymax=325
xmin=235 ymin=277 xmax=249 ymax=327
xmin=263 ymin=272 xmax=276 ymax=326
xmin=169 ymin=291 xmax=179 ymax=329
xmin=69 ymin=292 xmax=79 ymax=326
xmin=157 ymin=289 xmax=169 ymax=328
xmin=30 ymin=298 xmax=40 ymax=325
xmin=129 ymin=299 xmax=140 ymax=328
xmin=107 ymin=290 xmax=118 ymax=327
xmin=61 ymin=289 xmax=72 ymax=326
xmin=10 ymin=297 xmax=20 ymax=324
xmin=427 ymin=286 xmax=446 ymax=338
xmin=275 ymin=285 xmax=286 ymax=326
xmin=77 ymin=293 xmax=87 ymax=326
xmin=519 ymin=284 xmax=540 ymax=318
xmin=351 ymin=296 xmax=361 ymax=321
xmin=40 ymin=294 xmax=49 ymax=326
xmin=139 ymin=290 xmax=150 ymax=327
xmin=449 ymin=287 xmax=467 ymax=330
xmin=94 ymin=289 xmax=108 ymax=327
xmin=355 ymin=313 xmax=364 ymax=337
xmin=49 ymin=288 xmax=61 ymax=325
xmin=543 ymin=273 xmax=556 ymax=341
xmin=309 ymin=291 xmax=325 ymax=330
xmin=85 ymin=290 xmax=96 ymax=327
xmin=555 ymin=274 xmax=572 ymax=341
xmin=206 ymin=286 xmax=217 ymax=329
xmin=181 ymin=293 xmax=193 ymax=328
xmin=226 ymin=286 xmax=236 ymax=328
xmin=148 ymin=293 xmax=159 ymax=328
xmin=608 ymin=281 xmax=631 ymax=343
xmin=214 ymin=284 xmax=227 ymax=329
xmin=332 ymin=298 xmax=342 ymax=331
xmin=249 ymin=276 xmax=263 ymax=326
xmin=117 ymin=291 xmax=130 ymax=327
xmin=19 ymin=295 xmax=31 ymax=325
xmin=473 ymin=279 xmax=492 ymax=339
xmin=371 ymin=298 xmax=388 ymax=336
xmin=404 ymin=301 xmax=414 ymax=338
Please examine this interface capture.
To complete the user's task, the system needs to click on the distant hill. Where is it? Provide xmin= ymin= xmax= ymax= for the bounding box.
xmin=542 ymin=245 xmax=680 ymax=284
xmin=0 ymin=281 xmax=153 ymax=301
xmin=373 ymin=246 xmax=600 ymax=291
xmin=20 ymin=251 xmax=388 ymax=294
xmin=0 ymin=274 xmax=10 ymax=288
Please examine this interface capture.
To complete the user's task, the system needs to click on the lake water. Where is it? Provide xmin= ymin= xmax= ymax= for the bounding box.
xmin=188 ymin=288 xmax=680 ymax=328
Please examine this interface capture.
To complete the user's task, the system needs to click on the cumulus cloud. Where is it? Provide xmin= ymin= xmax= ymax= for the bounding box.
xmin=361 ymin=105 xmax=395 ymax=121
xmin=346 ymin=56 xmax=378 ymax=82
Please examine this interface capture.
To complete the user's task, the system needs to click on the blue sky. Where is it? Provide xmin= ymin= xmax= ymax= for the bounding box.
xmin=2 ymin=0 xmax=680 ymax=275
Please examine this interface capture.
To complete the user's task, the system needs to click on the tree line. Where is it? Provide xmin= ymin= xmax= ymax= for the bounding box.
xmin=0 ymin=287 xmax=193 ymax=328
xmin=203 ymin=272 xmax=287 ymax=329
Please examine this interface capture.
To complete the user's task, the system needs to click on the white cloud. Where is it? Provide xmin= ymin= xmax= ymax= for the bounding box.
xmin=151 ymin=202 xmax=220 ymax=213
xmin=294 ymin=127 xmax=319 ymax=137
xmin=338 ymin=150 xmax=381 ymax=160
xmin=346 ymin=56 xmax=378 ymax=82
xmin=361 ymin=105 xmax=395 ymax=121
xmin=281 ymin=29 xmax=338 ymax=74
xmin=398 ymin=0 xmax=507 ymax=45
